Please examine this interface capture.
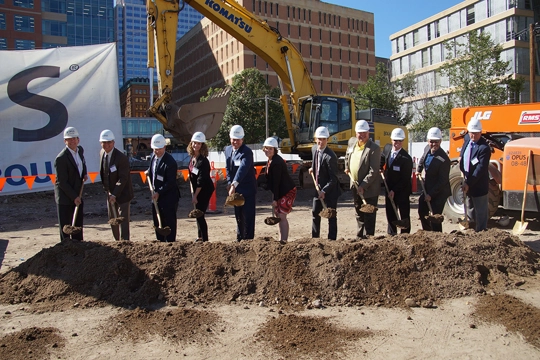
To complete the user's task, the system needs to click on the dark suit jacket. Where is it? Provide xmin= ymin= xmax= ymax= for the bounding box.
xmin=225 ymin=143 xmax=257 ymax=196
xmin=345 ymin=137 xmax=381 ymax=199
xmin=54 ymin=145 xmax=87 ymax=205
xmin=189 ymin=154 xmax=214 ymax=198
xmin=382 ymin=148 xmax=413 ymax=201
xmin=459 ymin=135 xmax=491 ymax=197
xmin=417 ymin=147 xmax=451 ymax=199
xmin=311 ymin=145 xmax=341 ymax=201
xmin=100 ymin=147 xmax=134 ymax=204
xmin=266 ymin=154 xmax=295 ymax=201
xmin=148 ymin=152 xmax=180 ymax=207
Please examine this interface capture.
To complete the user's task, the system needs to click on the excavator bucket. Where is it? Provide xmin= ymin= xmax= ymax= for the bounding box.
xmin=161 ymin=90 xmax=230 ymax=145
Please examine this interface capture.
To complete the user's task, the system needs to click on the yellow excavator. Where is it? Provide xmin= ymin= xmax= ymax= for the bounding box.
xmin=146 ymin=0 xmax=404 ymax=159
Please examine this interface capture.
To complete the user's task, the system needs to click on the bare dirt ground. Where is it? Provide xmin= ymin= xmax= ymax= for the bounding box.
xmin=1 ymin=177 xmax=540 ymax=359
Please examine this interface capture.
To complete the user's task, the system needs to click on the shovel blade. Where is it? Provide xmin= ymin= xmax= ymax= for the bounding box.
xmin=319 ymin=208 xmax=337 ymax=219
xmin=264 ymin=217 xmax=281 ymax=225
xmin=512 ymin=221 xmax=528 ymax=235
xmin=392 ymin=219 xmax=409 ymax=229
xmin=188 ymin=209 xmax=204 ymax=218
xmin=360 ymin=204 xmax=377 ymax=213
xmin=154 ymin=226 xmax=172 ymax=236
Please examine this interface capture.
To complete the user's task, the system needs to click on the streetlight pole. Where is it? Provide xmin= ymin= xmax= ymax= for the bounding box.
xmin=265 ymin=95 xmax=269 ymax=139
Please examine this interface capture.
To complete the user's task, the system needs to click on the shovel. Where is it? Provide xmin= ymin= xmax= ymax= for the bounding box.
xmin=458 ymin=184 xmax=470 ymax=230
xmin=264 ymin=200 xmax=281 ymax=226
xmin=380 ymin=172 xmax=409 ymax=229
xmin=310 ymin=172 xmax=336 ymax=219
xmin=187 ymin=181 xmax=204 ymax=219
xmin=63 ymin=181 xmax=85 ymax=236
xmin=107 ymin=199 xmax=124 ymax=226
xmin=147 ymin=176 xmax=172 ymax=238
xmin=347 ymin=173 xmax=377 ymax=213
xmin=513 ymin=150 xmax=532 ymax=235
xmin=417 ymin=174 xmax=444 ymax=224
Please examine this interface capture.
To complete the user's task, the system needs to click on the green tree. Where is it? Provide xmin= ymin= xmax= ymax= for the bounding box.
xmin=208 ymin=68 xmax=287 ymax=151
xmin=350 ymin=62 xmax=412 ymax=125
xmin=439 ymin=31 xmax=518 ymax=107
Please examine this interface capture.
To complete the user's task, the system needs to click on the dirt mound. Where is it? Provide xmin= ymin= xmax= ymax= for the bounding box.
xmin=0 ymin=229 xmax=538 ymax=312
xmin=255 ymin=314 xmax=371 ymax=358
xmin=102 ymin=308 xmax=220 ymax=344
xmin=0 ymin=327 xmax=65 ymax=360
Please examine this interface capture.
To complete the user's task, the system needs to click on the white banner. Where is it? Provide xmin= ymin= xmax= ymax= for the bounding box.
xmin=0 ymin=43 xmax=122 ymax=195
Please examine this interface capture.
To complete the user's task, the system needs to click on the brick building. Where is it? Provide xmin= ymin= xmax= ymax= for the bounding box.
xmin=173 ymin=0 xmax=376 ymax=106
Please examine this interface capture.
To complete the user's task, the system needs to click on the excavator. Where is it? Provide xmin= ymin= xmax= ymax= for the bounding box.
xmin=146 ymin=0 xmax=405 ymax=160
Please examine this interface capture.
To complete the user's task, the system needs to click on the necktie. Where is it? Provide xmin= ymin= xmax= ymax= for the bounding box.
xmin=103 ymin=154 xmax=109 ymax=190
xmin=464 ymin=142 xmax=474 ymax=173
xmin=390 ymin=152 xmax=396 ymax=166
xmin=153 ymin=157 xmax=159 ymax=185
xmin=315 ymin=150 xmax=321 ymax=182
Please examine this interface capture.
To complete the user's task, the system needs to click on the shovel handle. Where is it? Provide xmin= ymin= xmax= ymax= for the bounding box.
xmin=417 ymin=174 xmax=435 ymax=215
xmin=347 ymin=172 xmax=368 ymax=206
xmin=148 ymin=175 xmax=165 ymax=231
xmin=71 ymin=181 xmax=85 ymax=226
xmin=381 ymin=172 xmax=402 ymax=221
xmin=310 ymin=171 xmax=328 ymax=210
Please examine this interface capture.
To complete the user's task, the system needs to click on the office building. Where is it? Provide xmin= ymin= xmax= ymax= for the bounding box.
xmin=0 ymin=0 xmax=114 ymax=50
xmin=173 ymin=0 xmax=376 ymax=105
xmin=114 ymin=0 xmax=203 ymax=86
xmin=390 ymin=0 xmax=540 ymax=121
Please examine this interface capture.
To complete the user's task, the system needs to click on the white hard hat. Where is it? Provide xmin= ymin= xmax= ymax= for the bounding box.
xmin=467 ymin=119 xmax=482 ymax=133
xmin=63 ymin=127 xmax=79 ymax=139
xmin=263 ymin=137 xmax=279 ymax=148
xmin=191 ymin=131 xmax=206 ymax=143
xmin=355 ymin=120 xmax=370 ymax=132
xmin=151 ymin=134 xmax=166 ymax=149
xmin=99 ymin=129 xmax=115 ymax=142
xmin=314 ymin=126 xmax=330 ymax=139
xmin=427 ymin=127 xmax=442 ymax=140
xmin=391 ymin=128 xmax=406 ymax=141
xmin=229 ymin=125 xmax=245 ymax=139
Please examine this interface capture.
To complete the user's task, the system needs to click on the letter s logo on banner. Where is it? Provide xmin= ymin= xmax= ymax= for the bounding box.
xmin=7 ymin=66 xmax=68 ymax=142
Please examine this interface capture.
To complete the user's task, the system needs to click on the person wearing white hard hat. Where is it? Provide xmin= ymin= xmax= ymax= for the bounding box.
xmin=416 ymin=127 xmax=451 ymax=232
xmin=187 ymin=132 xmax=214 ymax=242
xmin=99 ymin=129 xmax=134 ymax=240
xmin=262 ymin=137 xmax=297 ymax=244
xmin=54 ymin=126 xmax=88 ymax=241
xmin=225 ymin=125 xmax=257 ymax=241
xmin=147 ymin=134 xmax=180 ymax=242
xmin=381 ymin=128 xmax=413 ymax=235
xmin=309 ymin=126 xmax=341 ymax=240
xmin=459 ymin=119 xmax=491 ymax=231
xmin=344 ymin=120 xmax=381 ymax=239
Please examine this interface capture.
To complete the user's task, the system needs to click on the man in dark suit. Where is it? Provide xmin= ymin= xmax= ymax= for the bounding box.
xmin=459 ymin=119 xmax=491 ymax=231
xmin=310 ymin=126 xmax=341 ymax=240
xmin=99 ymin=129 xmax=134 ymax=240
xmin=54 ymin=126 xmax=88 ymax=241
xmin=147 ymin=134 xmax=180 ymax=242
xmin=345 ymin=120 xmax=381 ymax=238
xmin=381 ymin=128 xmax=413 ymax=235
xmin=416 ymin=127 xmax=451 ymax=232
xmin=225 ymin=125 xmax=257 ymax=241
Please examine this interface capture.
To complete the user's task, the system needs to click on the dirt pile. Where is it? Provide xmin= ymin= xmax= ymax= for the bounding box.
xmin=0 ymin=229 xmax=538 ymax=312
xmin=0 ymin=327 xmax=65 ymax=360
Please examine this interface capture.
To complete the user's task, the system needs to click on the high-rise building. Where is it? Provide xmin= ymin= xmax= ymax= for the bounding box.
xmin=390 ymin=0 xmax=540 ymax=121
xmin=0 ymin=0 xmax=114 ymax=50
xmin=114 ymin=0 xmax=203 ymax=86
xmin=173 ymin=0 xmax=376 ymax=106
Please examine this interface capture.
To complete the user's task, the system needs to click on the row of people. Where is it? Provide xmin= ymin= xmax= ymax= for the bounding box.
xmin=53 ymin=119 xmax=489 ymax=243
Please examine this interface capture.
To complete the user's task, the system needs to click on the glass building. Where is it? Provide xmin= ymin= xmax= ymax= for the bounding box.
xmin=114 ymin=0 xmax=203 ymax=86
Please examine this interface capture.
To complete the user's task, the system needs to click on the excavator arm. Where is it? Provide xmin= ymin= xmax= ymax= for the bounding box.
xmin=147 ymin=0 xmax=355 ymax=155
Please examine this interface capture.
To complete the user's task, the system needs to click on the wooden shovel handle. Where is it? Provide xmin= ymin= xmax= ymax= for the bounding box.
xmin=381 ymin=172 xmax=401 ymax=221
xmin=310 ymin=171 xmax=328 ymax=210
xmin=71 ymin=181 xmax=85 ymax=226
xmin=520 ymin=150 xmax=532 ymax=223
xmin=417 ymin=174 xmax=435 ymax=214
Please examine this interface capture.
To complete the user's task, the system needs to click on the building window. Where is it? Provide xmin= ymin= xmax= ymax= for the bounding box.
xmin=434 ymin=20 xmax=440 ymax=38
xmin=309 ymin=44 xmax=312 ymax=56
xmin=466 ymin=5 xmax=475 ymax=26
xmin=0 ymin=38 xmax=7 ymax=49
xmin=14 ymin=15 xmax=34 ymax=33
xmin=14 ymin=0 xmax=33 ymax=9
xmin=329 ymin=30 xmax=332 ymax=42
xmin=413 ymin=30 xmax=419 ymax=46
xmin=319 ymin=45 xmax=322 ymax=59
xmin=15 ymin=39 xmax=35 ymax=49
xmin=0 ymin=13 xmax=5 ymax=30
xmin=42 ymin=20 xmax=66 ymax=36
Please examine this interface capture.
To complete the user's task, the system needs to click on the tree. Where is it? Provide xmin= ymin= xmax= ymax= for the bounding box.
xmin=207 ymin=68 xmax=287 ymax=151
xmin=349 ymin=62 xmax=412 ymax=125
xmin=439 ymin=31 xmax=518 ymax=107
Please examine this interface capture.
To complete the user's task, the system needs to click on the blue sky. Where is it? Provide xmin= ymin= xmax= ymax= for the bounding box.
xmin=324 ymin=0 xmax=461 ymax=58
